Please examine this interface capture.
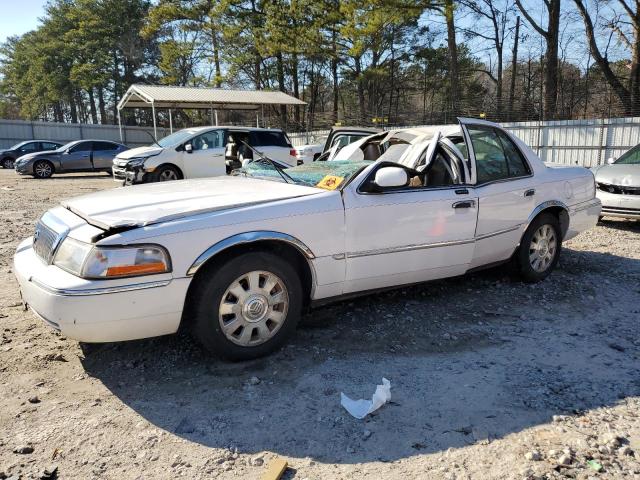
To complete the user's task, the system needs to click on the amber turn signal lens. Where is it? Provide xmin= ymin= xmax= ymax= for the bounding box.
xmin=105 ymin=262 xmax=168 ymax=277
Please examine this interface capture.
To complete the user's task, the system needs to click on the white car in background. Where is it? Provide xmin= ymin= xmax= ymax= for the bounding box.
xmin=15 ymin=118 xmax=600 ymax=361
xmin=112 ymin=126 xmax=296 ymax=184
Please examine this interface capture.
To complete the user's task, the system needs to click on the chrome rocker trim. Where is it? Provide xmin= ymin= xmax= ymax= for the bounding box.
xmin=186 ymin=231 xmax=316 ymax=277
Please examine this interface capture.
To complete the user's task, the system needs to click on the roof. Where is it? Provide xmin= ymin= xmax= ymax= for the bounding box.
xmin=118 ymin=84 xmax=307 ymax=111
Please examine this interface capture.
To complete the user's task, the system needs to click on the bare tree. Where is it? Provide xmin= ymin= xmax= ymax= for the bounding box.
xmin=574 ymin=0 xmax=640 ymax=115
xmin=515 ymin=0 xmax=561 ymax=119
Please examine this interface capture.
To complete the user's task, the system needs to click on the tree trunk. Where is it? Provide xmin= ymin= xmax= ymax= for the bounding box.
xmin=444 ymin=0 xmax=460 ymax=116
xmin=276 ymin=51 xmax=287 ymax=126
xmin=69 ymin=91 xmax=78 ymax=124
xmin=255 ymin=53 xmax=262 ymax=90
xmin=88 ymin=88 xmax=98 ymax=124
xmin=331 ymin=29 xmax=339 ymax=124
xmin=292 ymin=53 xmax=300 ymax=124
xmin=508 ymin=16 xmax=520 ymax=120
xmin=544 ymin=0 xmax=560 ymax=119
xmin=354 ymin=56 xmax=366 ymax=123
xmin=97 ymin=86 xmax=107 ymax=124
xmin=496 ymin=45 xmax=503 ymax=117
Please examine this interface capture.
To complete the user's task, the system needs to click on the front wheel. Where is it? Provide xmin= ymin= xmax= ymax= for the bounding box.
xmin=190 ymin=252 xmax=302 ymax=360
xmin=33 ymin=160 xmax=53 ymax=179
xmin=2 ymin=157 xmax=14 ymax=169
xmin=516 ymin=213 xmax=562 ymax=282
xmin=153 ymin=165 xmax=180 ymax=182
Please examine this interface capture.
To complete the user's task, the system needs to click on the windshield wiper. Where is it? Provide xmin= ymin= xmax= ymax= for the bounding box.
xmin=239 ymin=141 xmax=295 ymax=184
xmin=144 ymin=130 xmax=162 ymax=148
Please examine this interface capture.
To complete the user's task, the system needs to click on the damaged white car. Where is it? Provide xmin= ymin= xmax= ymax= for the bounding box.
xmin=14 ymin=118 xmax=601 ymax=360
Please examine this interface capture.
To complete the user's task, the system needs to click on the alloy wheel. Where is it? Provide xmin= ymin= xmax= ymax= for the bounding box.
xmin=159 ymin=169 xmax=178 ymax=181
xmin=218 ymin=270 xmax=289 ymax=347
xmin=34 ymin=162 xmax=52 ymax=178
xmin=529 ymin=224 xmax=557 ymax=273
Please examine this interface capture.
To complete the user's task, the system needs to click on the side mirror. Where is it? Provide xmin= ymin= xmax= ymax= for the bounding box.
xmin=606 ymin=157 xmax=615 ymax=165
xmin=184 ymin=143 xmax=193 ymax=154
xmin=373 ymin=166 xmax=409 ymax=188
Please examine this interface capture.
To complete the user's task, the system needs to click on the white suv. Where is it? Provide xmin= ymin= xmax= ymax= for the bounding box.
xmin=113 ymin=126 xmax=296 ymax=184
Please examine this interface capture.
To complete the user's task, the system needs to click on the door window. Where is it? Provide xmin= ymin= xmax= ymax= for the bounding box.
xmin=191 ymin=131 xmax=223 ymax=150
xmin=41 ymin=142 xmax=59 ymax=150
xmin=92 ymin=141 xmax=118 ymax=151
xmin=69 ymin=142 xmax=91 ymax=153
xmin=19 ymin=142 xmax=38 ymax=153
xmin=468 ymin=126 xmax=529 ymax=183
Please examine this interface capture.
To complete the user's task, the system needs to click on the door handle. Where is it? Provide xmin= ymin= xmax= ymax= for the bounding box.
xmin=524 ymin=188 xmax=535 ymax=197
xmin=82 ymin=154 xmax=89 ymax=158
xmin=452 ymin=200 xmax=476 ymax=209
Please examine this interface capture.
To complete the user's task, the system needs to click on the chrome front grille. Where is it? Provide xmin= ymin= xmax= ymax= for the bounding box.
xmin=32 ymin=212 xmax=69 ymax=264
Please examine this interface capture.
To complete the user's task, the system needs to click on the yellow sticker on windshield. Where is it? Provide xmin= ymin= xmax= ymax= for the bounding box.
xmin=316 ymin=175 xmax=344 ymax=190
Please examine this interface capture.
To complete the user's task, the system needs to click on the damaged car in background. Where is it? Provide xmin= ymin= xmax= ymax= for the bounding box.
xmin=14 ymin=118 xmax=600 ymax=360
xmin=592 ymin=144 xmax=640 ymax=220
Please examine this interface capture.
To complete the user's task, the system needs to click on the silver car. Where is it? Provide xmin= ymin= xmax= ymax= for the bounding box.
xmin=15 ymin=140 xmax=128 ymax=179
xmin=593 ymin=146 xmax=640 ymax=220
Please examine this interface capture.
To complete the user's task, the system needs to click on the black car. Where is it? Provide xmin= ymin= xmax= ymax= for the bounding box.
xmin=1 ymin=140 xmax=64 ymax=169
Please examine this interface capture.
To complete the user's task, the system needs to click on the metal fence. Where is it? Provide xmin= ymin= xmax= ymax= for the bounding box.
xmin=2 ymin=117 xmax=640 ymax=168
xmin=0 ymin=119 xmax=170 ymax=149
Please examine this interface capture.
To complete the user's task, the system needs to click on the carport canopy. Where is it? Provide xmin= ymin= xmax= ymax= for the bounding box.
xmin=117 ymin=84 xmax=307 ymax=138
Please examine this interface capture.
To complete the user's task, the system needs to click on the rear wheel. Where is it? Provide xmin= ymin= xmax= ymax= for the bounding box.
xmin=2 ymin=157 xmax=14 ymax=169
xmin=33 ymin=160 xmax=53 ymax=179
xmin=190 ymin=252 xmax=302 ymax=360
xmin=516 ymin=213 xmax=562 ymax=282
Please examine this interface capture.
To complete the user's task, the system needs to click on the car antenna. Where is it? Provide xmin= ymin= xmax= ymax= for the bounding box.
xmin=143 ymin=130 xmax=162 ymax=148
xmin=239 ymin=141 xmax=295 ymax=184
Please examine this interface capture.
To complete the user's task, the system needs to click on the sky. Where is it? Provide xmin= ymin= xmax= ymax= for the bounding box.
xmin=0 ymin=0 xmax=46 ymax=44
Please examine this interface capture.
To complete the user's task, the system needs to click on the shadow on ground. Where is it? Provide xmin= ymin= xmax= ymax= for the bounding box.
xmin=80 ymin=248 xmax=640 ymax=464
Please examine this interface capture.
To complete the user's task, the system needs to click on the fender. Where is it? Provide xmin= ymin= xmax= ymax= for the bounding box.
xmin=524 ymin=200 xmax=570 ymax=239
xmin=186 ymin=230 xmax=316 ymax=277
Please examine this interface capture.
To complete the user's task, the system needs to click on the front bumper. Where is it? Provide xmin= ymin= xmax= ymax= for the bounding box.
xmin=15 ymin=163 xmax=32 ymax=175
xmin=596 ymin=189 xmax=640 ymax=219
xmin=112 ymin=165 xmax=148 ymax=185
xmin=14 ymin=238 xmax=189 ymax=342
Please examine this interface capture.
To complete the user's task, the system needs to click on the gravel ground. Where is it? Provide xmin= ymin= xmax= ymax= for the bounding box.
xmin=0 ymin=168 xmax=639 ymax=480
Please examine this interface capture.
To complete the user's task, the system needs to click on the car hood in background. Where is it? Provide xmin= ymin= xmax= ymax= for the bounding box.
xmin=115 ymin=145 xmax=163 ymax=160
xmin=61 ymin=176 xmax=323 ymax=230
xmin=594 ymin=164 xmax=640 ymax=187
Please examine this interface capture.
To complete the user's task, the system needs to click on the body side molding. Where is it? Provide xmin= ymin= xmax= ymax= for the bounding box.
xmin=186 ymin=231 xmax=316 ymax=277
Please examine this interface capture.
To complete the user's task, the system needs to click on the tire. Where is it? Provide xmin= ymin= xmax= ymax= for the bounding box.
xmin=33 ymin=160 xmax=54 ymax=179
xmin=2 ymin=157 xmax=14 ymax=169
xmin=153 ymin=165 xmax=180 ymax=182
xmin=190 ymin=251 xmax=303 ymax=360
xmin=516 ymin=213 xmax=562 ymax=283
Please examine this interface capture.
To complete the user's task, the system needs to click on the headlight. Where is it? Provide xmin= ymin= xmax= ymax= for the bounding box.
xmin=53 ymin=239 xmax=171 ymax=279
xmin=126 ymin=157 xmax=147 ymax=168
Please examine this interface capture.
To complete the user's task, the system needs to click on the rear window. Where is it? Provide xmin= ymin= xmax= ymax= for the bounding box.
xmin=252 ymin=131 xmax=290 ymax=148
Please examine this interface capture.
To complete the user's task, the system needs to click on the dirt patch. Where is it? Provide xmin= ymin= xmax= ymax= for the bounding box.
xmin=0 ymin=169 xmax=639 ymax=479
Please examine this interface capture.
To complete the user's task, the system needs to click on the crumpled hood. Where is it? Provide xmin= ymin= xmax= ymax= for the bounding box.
xmin=115 ymin=145 xmax=163 ymax=160
xmin=61 ymin=176 xmax=323 ymax=230
xmin=594 ymin=164 xmax=640 ymax=187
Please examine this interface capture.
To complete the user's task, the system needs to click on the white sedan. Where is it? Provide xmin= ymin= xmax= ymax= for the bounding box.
xmin=14 ymin=119 xmax=601 ymax=360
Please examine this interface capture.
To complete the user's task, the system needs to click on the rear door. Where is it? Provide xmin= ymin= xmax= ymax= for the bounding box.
xmin=60 ymin=141 xmax=93 ymax=171
xmin=459 ymin=119 xmax=536 ymax=268
xmin=182 ymin=129 xmax=226 ymax=178
xmin=91 ymin=141 xmax=121 ymax=169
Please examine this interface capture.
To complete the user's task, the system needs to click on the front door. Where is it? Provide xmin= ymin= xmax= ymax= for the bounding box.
xmin=342 ymin=165 xmax=479 ymax=294
xmin=460 ymin=121 xmax=536 ymax=268
xmin=60 ymin=141 xmax=93 ymax=171
xmin=182 ymin=130 xmax=226 ymax=178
